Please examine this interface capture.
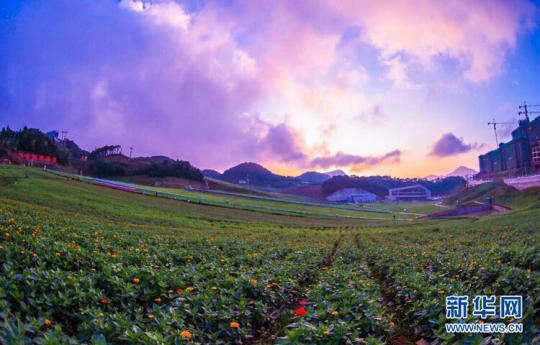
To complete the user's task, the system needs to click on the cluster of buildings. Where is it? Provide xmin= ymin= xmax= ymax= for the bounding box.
xmin=325 ymin=184 xmax=432 ymax=204
xmin=479 ymin=114 xmax=540 ymax=177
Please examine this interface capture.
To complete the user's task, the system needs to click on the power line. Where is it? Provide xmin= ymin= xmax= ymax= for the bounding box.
xmin=518 ymin=101 xmax=540 ymax=121
xmin=487 ymin=119 xmax=515 ymax=146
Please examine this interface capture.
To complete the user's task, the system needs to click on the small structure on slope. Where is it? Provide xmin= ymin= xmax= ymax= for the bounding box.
xmin=387 ymin=184 xmax=431 ymax=201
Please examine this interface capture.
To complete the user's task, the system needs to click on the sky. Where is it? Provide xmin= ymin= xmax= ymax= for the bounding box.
xmin=1 ymin=0 xmax=539 ymax=177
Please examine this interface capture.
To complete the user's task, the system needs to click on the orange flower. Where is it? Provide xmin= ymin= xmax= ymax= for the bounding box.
xmin=154 ymin=297 xmax=162 ymax=303
xmin=294 ymin=307 xmax=307 ymax=316
xmin=147 ymin=314 xmax=155 ymax=319
xmin=180 ymin=330 xmax=192 ymax=339
xmin=437 ymin=290 xmax=445 ymax=295
xmin=230 ymin=322 xmax=240 ymax=328
xmin=44 ymin=319 xmax=52 ymax=326
xmin=186 ymin=287 xmax=194 ymax=292
xmin=55 ymin=252 xmax=61 ymax=257
xmin=133 ymin=278 xmax=140 ymax=284
xmin=251 ymin=279 xmax=258 ymax=286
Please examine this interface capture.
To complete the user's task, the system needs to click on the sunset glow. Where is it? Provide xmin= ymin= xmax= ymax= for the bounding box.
xmin=1 ymin=0 xmax=539 ymax=177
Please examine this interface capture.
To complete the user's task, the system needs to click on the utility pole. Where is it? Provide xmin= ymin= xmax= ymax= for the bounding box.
xmin=487 ymin=119 xmax=514 ymax=146
xmin=518 ymin=101 xmax=540 ymax=122
xmin=129 ymin=146 xmax=133 ymax=158
xmin=60 ymin=130 xmax=68 ymax=147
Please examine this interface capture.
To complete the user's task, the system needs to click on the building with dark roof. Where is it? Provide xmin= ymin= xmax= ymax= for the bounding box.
xmin=479 ymin=115 xmax=540 ymax=177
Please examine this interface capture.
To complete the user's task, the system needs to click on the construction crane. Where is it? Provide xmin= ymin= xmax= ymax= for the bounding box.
xmin=487 ymin=119 xmax=515 ymax=146
xmin=518 ymin=101 xmax=540 ymax=121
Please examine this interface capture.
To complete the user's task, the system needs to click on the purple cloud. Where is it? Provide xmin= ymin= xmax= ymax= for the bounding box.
xmin=257 ymin=123 xmax=307 ymax=163
xmin=310 ymin=149 xmax=401 ymax=170
xmin=0 ymin=0 xmax=267 ymax=169
xmin=429 ymin=133 xmax=481 ymax=157
xmin=1 ymin=0 xmax=532 ymax=175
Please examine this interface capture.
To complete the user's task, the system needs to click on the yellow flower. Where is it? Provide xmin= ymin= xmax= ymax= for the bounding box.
xmin=179 ymin=330 xmax=192 ymax=339
xmin=230 ymin=321 xmax=240 ymax=328
xmin=350 ymin=271 xmax=357 ymax=276
xmin=251 ymin=279 xmax=258 ymax=286
xmin=348 ymin=280 xmax=353 ymax=285
xmin=211 ymin=286 xmax=218 ymax=291
xmin=323 ymin=329 xmax=330 ymax=335
xmin=496 ymin=260 xmax=502 ymax=264
xmin=330 ymin=311 xmax=338 ymax=316
xmin=67 ymin=275 xmax=72 ymax=280
xmin=55 ymin=252 xmax=61 ymax=257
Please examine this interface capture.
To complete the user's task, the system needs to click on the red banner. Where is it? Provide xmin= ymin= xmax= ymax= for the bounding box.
xmin=17 ymin=151 xmax=57 ymax=165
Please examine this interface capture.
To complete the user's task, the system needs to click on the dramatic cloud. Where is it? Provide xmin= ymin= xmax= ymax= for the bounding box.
xmin=333 ymin=0 xmax=537 ymax=83
xmin=0 ymin=0 xmax=536 ymax=174
xmin=256 ymin=123 xmax=307 ymax=163
xmin=429 ymin=133 xmax=481 ymax=157
xmin=311 ymin=149 xmax=401 ymax=171
xmin=0 ymin=0 xmax=265 ymax=168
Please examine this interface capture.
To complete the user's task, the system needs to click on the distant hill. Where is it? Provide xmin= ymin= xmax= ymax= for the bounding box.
xmin=297 ymin=171 xmax=331 ymax=184
xmin=424 ymin=166 xmax=477 ymax=181
xmin=202 ymin=169 xmax=222 ymax=179
xmin=321 ymin=175 xmax=466 ymax=198
xmin=446 ymin=166 xmax=477 ymax=177
xmin=324 ymin=169 xmax=347 ymax=177
xmin=220 ymin=162 xmax=298 ymax=188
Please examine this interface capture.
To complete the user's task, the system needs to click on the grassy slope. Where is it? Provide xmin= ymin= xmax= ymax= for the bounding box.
xmin=0 ymin=166 xmax=397 ymax=229
xmin=45 ymin=167 xmax=410 ymax=220
xmin=444 ymin=181 xmax=540 ymax=210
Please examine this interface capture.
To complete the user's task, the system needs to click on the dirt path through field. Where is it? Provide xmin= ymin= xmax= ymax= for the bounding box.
xmin=253 ymin=236 xmax=343 ymax=344
xmin=353 ymin=234 xmax=416 ymax=345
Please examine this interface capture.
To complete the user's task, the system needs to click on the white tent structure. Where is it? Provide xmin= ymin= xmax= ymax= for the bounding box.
xmin=387 ymin=184 xmax=431 ymax=201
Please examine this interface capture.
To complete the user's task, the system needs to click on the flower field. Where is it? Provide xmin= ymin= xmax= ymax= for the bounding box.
xmin=0 ymin=165 xmax=539 ymax=344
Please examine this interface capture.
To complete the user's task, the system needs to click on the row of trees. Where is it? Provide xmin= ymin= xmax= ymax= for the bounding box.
xmin=0 ymin=127 xmax=70 ymax=164
xmin=136 ymin=160 xmax=204 ymax=181
xmin=1 ymin=127 xmax=205 ymax=182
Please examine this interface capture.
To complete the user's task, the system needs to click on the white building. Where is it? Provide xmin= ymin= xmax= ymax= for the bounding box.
xmin=326 ymin=188 xmax=377 ymax=203
xmin=387 ymin=184 xmax=431 ymax=201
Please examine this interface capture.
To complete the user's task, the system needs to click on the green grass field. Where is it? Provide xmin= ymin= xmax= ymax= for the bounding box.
xmin=0 ymin=165 xmax=539 ymax=344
